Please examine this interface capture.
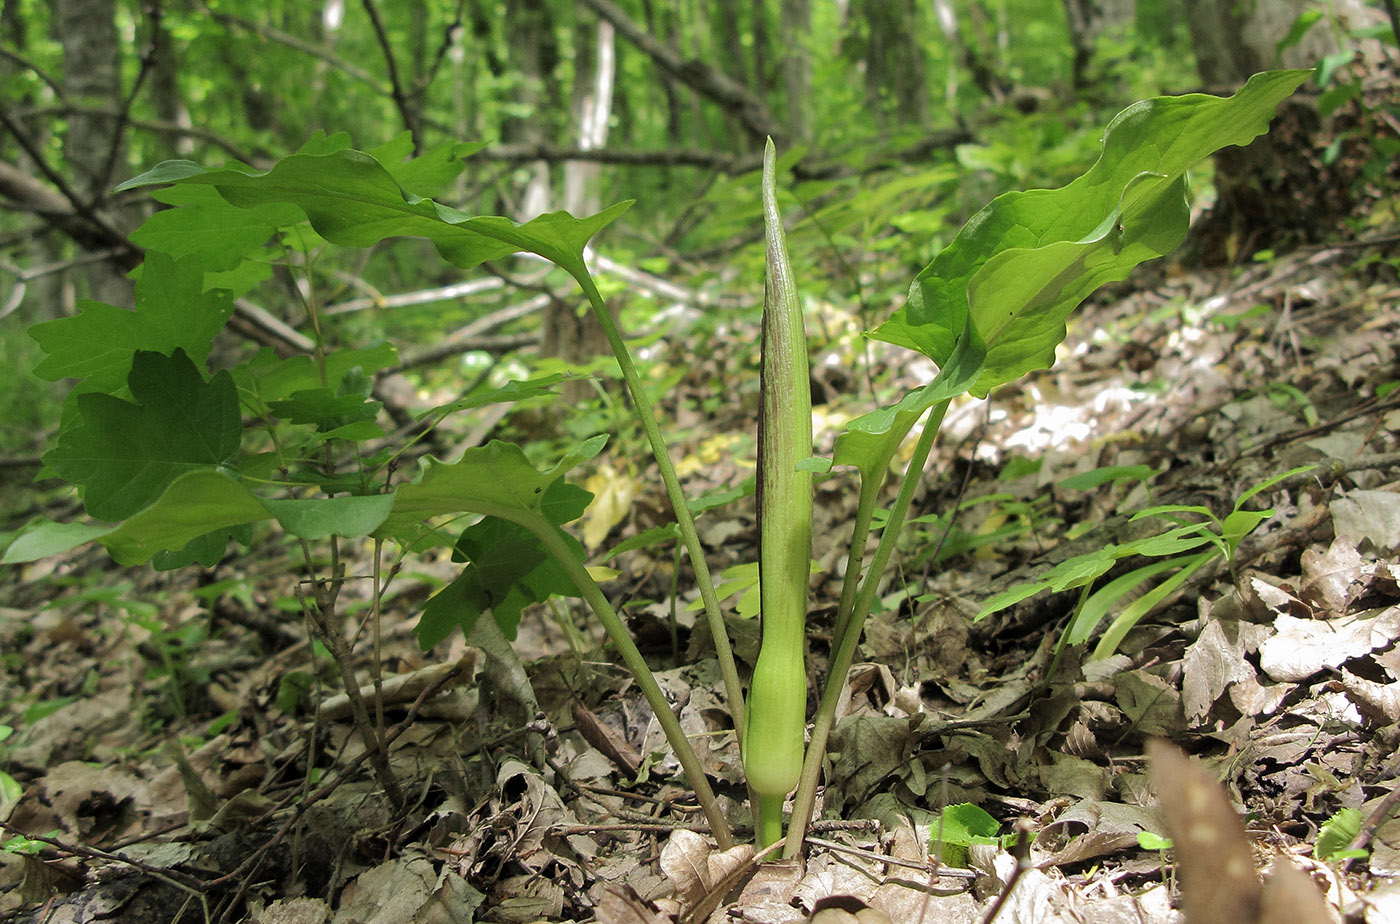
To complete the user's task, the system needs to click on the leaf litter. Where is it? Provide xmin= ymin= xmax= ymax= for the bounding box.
xmin=4 ymin=219 xmax=1400 ymax=924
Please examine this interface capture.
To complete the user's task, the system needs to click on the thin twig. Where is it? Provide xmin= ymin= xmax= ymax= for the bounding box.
xmin=202 ymin=7 xmax=389 ymax=92
xmin=804 ymin=836 xmax=976 ymax=879
xmin=89 ymin=5 xmax=161 ymax=205
xmin=0 ymin=108 xmax=112 ymax=233
xmin=419 ymin=0 xmax=469 ymax=90
xmin=0 ymin=46 xmax=66 ymax=98
xmin=0 ymin=821 xmax=209 ymax=893
xmin=981 ymin=819 xmax=1035 ymax=924
xmin=209 ymin=660 xmax=468 ymax=922
xmin=361 ymin=0 xmax=421 ymax=151
xmin=14 ymin=106 xmax=259 ymax=165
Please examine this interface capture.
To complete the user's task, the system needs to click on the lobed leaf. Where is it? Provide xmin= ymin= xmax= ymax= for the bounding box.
xmin=30 ymin=253 xmax=233 ymax=390
xmin=121 ymin=148 xmax=632 ymax=279
xmin=45 ymin=350 xmax=242 ymax=521
xmin=377 ymin=435 xmax=608 ymax=538
xmin=3 ymin=470 xmax=396 ymax=566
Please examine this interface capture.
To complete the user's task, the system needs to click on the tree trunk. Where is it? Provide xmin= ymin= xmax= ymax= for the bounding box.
xmin=504 ymin=0 xmax=556 ymax=218
xmin=150 ymin=10 xmax=194 ymax=158
xmin=1183 ymin=0 xmax=1364 ymax=260
xmin=714 ymin=0 xmax=750 ymax=89
xmin=780 ymin=0 xmax=812 ymax=141
xmin=860 ymin=0 xmax=928 ymax=127
xmin=53 ymin=0 xmax=131 ymax=309
xmin=547 ymin=18 xmax=618 ymax=403
xmin=640 ymin=0 xmax=684 ymax=146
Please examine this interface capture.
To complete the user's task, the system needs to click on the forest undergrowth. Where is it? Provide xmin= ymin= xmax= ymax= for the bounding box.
xmin=3 ymin=95 xmax=1400 ymax=924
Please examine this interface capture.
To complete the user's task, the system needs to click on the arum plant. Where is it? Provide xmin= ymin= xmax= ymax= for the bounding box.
xmin=5 ymin=72 xmax=1312 ymax=857
xmin=744 ymin=140 xmax=813 ymax=847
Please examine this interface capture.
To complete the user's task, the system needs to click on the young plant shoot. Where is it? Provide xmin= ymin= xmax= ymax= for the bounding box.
xmin=743 ymin=139 xmax=814 ymax=847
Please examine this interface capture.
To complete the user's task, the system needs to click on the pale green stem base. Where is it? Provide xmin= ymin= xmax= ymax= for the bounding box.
xmin=783 ymin=400 xmax=950 ymax=859
xmin=756 ymin=793 xmax=785 ymax=848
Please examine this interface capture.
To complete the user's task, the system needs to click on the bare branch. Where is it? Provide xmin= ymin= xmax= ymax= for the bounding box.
xmin=91 ymin=5 xmax=163 ymax=207
xmin=15 ymin=106 xmax=261 ymax=166
xmin=478 ymin=141 xmax=750 ymax=172
xmin=577 ymin=0 xmax=781 ymax=147
xmin=202 ymin=7 xmax=390 ymax=93
xmin=361 ymin=0 xmax=422 ymax=150
xmin=324 ymin=276 xmax=505 ymax=316
xmin=0 ymin=45 xmax=66 ymax=99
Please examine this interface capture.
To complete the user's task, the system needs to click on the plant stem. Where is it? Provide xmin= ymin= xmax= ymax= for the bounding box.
xmin=572 ymin=272 xmax=748 ymax=742
xmin=521 ymin=509 xmax=736 ymax=849
xmin=830 ymin=416 xmax=917 ymax=650
xmin=783 ymin=399 xmax=949 ymax=859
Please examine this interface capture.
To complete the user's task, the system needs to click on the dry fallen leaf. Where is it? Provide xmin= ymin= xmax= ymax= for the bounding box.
xmin=1148 ymin=740 xmax=1332 ymax=924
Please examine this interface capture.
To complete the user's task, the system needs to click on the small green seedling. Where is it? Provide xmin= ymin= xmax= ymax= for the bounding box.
xmin=978 ymin=463 xmax=1317 ymax=662
xmin=1138 ymin=829 xmax=1175 ymax=892
xmin=930 ymin=802 xmax=1020 ymax=868
xmin=1314 ymin=807 xmax=1366 ymax=862
xmin=0 ymin=724 xmax=19 ymax=809
xmin=4 ymin=71 xmax=1312 ymax=854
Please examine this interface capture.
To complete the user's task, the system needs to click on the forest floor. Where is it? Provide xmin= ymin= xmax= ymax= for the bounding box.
xmin=2 ymin=213 xmax=1400 ymax=924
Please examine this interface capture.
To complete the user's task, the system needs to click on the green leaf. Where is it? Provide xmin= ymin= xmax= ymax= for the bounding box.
xmin=30 ymin=253 xmax=234 ymax=389
xmin=1059 ymin=465 xmax=1158 ymax=491
xmin=45 ymin=349 xmax=242 ymax=521
xmin=2 ymin=519 xmax=115 ymax=564
xmin=832 ymin=319 xmax=987 ymax=475
xmin=1092 ymin=551 xmax=1213 ymax=659
xmin=5 ymin=469 xmax=397 ymax=566
xmin=873 ymin=70 xmax=1310 ymax=397
xmin=935 ymin=803 xmax=1002 ymax=845
xmin=974 ymin=578 xmax=1053 ymax=621
xmin=417 ymin=481 xmax=589 ymax=648
xmin=116 ymin=160 xmax=211 ymax=189
xmin=1063 ymin=557 xmax=1189 ymax=647
xmin=130 ymin=187 xmax=287 ymax=271
xmin=98 ymin=471 xmax=269 ymax=563
xmin=379 ymin=436 xmax=607 ymax=538
xmin=1314 ymin=808 xmax=1363 ymax=860
xmin=419 ymin=372 xmax=574 ymax=419
xmin=376 ymin=137 xmax=485 ymax=197
xmin=1137 ymin=830 xmax=1172 ymax=850
xmin=261 ymin=493 xmax=397 ymax=542
xmin=150 ymin=525 xmax=254 ymax=570
xmin=234 ymin=344 xmax=398 ymax=416
xmin=122 ymin=147 xmax=632 ymax=279
xmin=602 ymin=523 xmax=681 ymax=562
xmin=1234 ymin=464 xmax=1316 ymax=508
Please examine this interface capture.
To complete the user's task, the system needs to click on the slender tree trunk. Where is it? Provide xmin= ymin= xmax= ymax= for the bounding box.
xmin=896 ymin=0 xmax=928 ymax=125
xmin=1183 ymin=0 xmax=1359 ymax=258
xmin=548 ymin=18 xmax=618 ymax=403
xmin=640 ymin=0 xmax=684 ymax=146
xmin=752 ymin=0 xmax=772 ymax=105
xmin=504 ymin=0 xmax=555 ymax=217
xmin=780 ymin=0 xmax=812 ymax=141
xmin=150 ymin=10 xmax=194 ymax=157
xmin=860 ymin=0 xmax=928 ymax=127
xmin=53 ymin=0 xmax=131 ymax=308
xmin=931 ymin=0 xmax=961 ymax=109
xmin=714 ymin=0 xmax=750 ymax=88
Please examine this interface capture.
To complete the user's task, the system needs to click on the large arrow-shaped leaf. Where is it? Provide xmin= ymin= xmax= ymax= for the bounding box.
xmin=873 ymin=69 xmax=1310 ymax=397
